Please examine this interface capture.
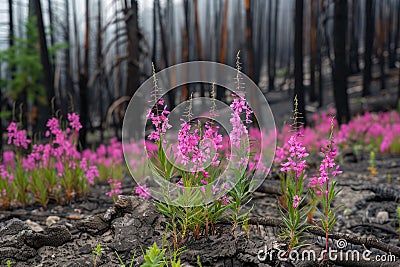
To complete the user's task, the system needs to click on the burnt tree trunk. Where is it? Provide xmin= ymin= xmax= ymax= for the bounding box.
xmin=309 ymin=0 xmax=317 ymax=102
xmin=348 ymin=0 xmax=360 ymax=74
xmin=271 ymin=0 xmax=278 ymax=90
xmin=333 ymin=0 xmax=350 ymax=125
xmin=152 ymin=0 xmax=157 ymax=64
xmin=32 ymin=0 xmax=55 ymax=133
xmin=267 ymin=0 xmax=273 ymax=90
xmin=388 ymin=0 xmax=396 ymax=69
xmin=193 ymin=0 xmax=205 ymax=97
xmin=124 ymin=0 xmax=141 ymax=98
xmin=377 ymin=2 xmax=386 ymax=90
xmin=181 ymin=0 xmax=190 ymax=101
xmin=294 ymin=0 xmax=306 ymax=127
xmin=317 ymin=0 xmax=323 ymax=107
xmin=217 ymin=0 xmax=229 ymax=101
xmin=97 ymin=0 xmax=104 ymax=143
xmin=395 ymin=1 xmax=400 ymax=66
xmin=64 ymin=0 xmax=72 ymax=115
xmin=245 ymin=0 xmax=255 ymax=81
xmin=78 ymin=0 xmax=91 ymax=149
xmin=33 ymin=0 xmax=55 ymax=107
xmin=363 ymin=0 xmax=373 ymax=97
xmin=157 ymin=0 xmax=175 ymax=108
xmin=47 ymin=0 xmax=55 ymax=70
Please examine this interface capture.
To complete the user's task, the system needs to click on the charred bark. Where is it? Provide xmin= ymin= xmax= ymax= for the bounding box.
xmin=363 ymin=0 xmax=373 ymax=97
xmin=294 ymin=0 xmax=306 ymax=127
xmin=33 ymin=0 xmax=55 ymax=107
xmin=333 ymin=0 xmax=350 ymax=125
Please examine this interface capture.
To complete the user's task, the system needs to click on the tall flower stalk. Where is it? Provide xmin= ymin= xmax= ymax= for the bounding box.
xmin=308 ymin=116 xmax=342 ymax=262
xmin=277 ymin=97 xmax=310 ymax=254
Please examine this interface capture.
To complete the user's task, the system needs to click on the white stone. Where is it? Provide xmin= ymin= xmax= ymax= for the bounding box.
xmin=376 ymin=211 xmax=389 ymax=223
xmin=46 ymin=216 xmax=61 ymax=227
xmin=25 ymin=219 xmax=44 ymax=232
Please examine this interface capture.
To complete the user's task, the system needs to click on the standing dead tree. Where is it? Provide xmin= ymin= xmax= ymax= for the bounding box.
xmin=294 ymin=0 xmax=306 ymax=127
xmin=363 ymin=0 xmax=374 ymax=97
xmin=333 ymin=0 xmax=350 ymax=125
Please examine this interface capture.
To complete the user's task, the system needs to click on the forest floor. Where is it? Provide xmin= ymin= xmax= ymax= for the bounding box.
xmin=0 ymin=69 xmax=399 ymax=266
xmin=0 ymin=152 xmax=399 ymax=266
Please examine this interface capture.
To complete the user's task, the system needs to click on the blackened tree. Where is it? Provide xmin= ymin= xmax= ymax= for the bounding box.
xmin=333 ymin=0 xmax=350 ymax=125
xmin=294 ymin=0 xmax=306 ymax=127
xmin=363 ymin=0 xmax=373 ymax=97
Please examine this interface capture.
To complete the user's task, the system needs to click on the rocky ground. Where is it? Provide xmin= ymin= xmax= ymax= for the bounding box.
xmin=0 ymin=152 xmax=399 ymax=267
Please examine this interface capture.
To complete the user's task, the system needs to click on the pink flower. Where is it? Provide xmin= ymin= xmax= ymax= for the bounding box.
xmin=217 ymin=195 xmax=229 ymax=205
xmin=7 ymin=122 xmax=18 ymax=144
xmin=308 ymin=121 xmax=342 ymax=190
xmin=229 ymin=93 xmax=253 ymax=148
xmin=293 ymin=195 xmax=302 ymax=208
xmin=274 ymin=144 xmax=289 ymax=164
xmin=0 ymin=165 xmax=14 ymax=184
xmin=2 ymin=151 xmax=15 ymax=168
xmin=135 ymin=184 xmax=151 ymax=199
xmin=68 ymin=113 xmax=82 ymax=131
xmin=147 ymin=103 xmax=171 ymax=141
xmin=46 ymin=118 xmax=60 ymax=135
xmin=105 ymin=178 xmax=123 ymax=198
xmin=85 ymin=165 xmax=99 ymax=185
xmin=177 ymin=120 xmax=203 ymax=167
xmin=7 ymin=122 xmax=31 ymax=149
xmin=22 ymin=157 xmax=36 ymax=172
xmin=280 ymin=133 xmax=309 ymax=178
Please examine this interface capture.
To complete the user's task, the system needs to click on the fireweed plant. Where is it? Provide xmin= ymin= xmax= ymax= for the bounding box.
xmin=276 ymin=97 xmax=310 ymax=253
xmin=276 ymin=104 xmax=342 ymax=260
xmin=139 ymin=57 xmax=255 ymax=248
xmin=307 ymin=116 xmax=342 ymax=261
xmin=0 ymin=113 xmax=125 ymax=208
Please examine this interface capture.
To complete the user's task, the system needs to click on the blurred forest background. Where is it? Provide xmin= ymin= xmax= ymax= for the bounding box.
xmin=0 ymin=0 xmax=399 ymax=151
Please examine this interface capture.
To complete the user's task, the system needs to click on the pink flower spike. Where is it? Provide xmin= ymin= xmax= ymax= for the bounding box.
xmin=68 ymin=113 xmax=82 ymax=131
xmin=135 ymin=185 xmax=151 ymax=199
xmin=293 ymin=195 xmax=302 ymax=208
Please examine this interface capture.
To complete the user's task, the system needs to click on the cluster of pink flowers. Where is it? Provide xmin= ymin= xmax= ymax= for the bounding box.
xmin=279 ymin=132 xmax=309 ymax=178
xmin=0 ymin=113 xmax=107 ymax=206
xmin=7 ymin=122 xmax=31 ymax=149
xmin=2 ymin=151 xmax=15 ymax=169
xmin=176 ymin=119 xmax=223 ymax=172
xmin=24 ymin=114 xmax=96 ymax=178
xmin=68 ymin=113 xmax=82 ymax=131
xmin=292 ymin=195 xmax=301 ymax=208
xmin=308 ymin=137 xmax=342 ymax=195
xmin=280 ymin=110 xmax=400 ymax=154
xmin=106 ymin=178 xmax=123 ymax=198
xmin=229 ymin=93 xmax=253 ymax=148
xmin=202 ymin=122 xmax=223 ymax=167
xmin=147 ymin=98 xmax=172 ymax=141
xmin=0 ymin=164 xmax=14 ymax=185
xmin=82 ymin=137 xmax=123 ymax=168
xmin=177 ymin=120 xmax=202 ymax=167
xmin=135 ymin=184 xmax=151 ymax=199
